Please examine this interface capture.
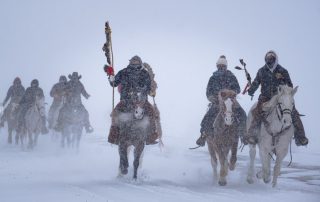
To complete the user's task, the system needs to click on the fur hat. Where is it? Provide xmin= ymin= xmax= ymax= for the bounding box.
xmin=216 ymin=55 xmax=228 ymax=68
xmin=68 ymin=72 xmax=82 ymax=80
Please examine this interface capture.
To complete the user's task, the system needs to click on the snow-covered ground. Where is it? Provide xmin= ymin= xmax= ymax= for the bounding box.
xmin=0 ymin=130 xmax=319 ymax=202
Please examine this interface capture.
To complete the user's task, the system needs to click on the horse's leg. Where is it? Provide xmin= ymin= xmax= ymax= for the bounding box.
xmin=207 ymin=138 xmax=218 ymax=180
xmin=8 ymin=128 xmax=13 ymax=144
xmin=259 ymin=145 xmax=271 ymax=183
xmin=272 ymin=134 xmax=291 ymax=187
xmin=118 ymin=143 xmax=129 ymax=175
xmin=229 ymin=136 xmax=239 ymax=171
xmin=27 ymin=131 xmax=33 ymax=149
xmin=133 ymin=142 xmax=145 ymax=179
xmin=247 ymin=144 xmax=257 ymax=184
xmin=218 ymin=150 xmax=228 ymax=186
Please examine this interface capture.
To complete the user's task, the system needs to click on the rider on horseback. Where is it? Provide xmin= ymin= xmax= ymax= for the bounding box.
xmin=244 ymin=50 xmax=308 ymax=146
xmin=48 ymin=75 xmax=68 ymax=129
xmin=196 ymin=55 xmax=247 ymax=146
xmin=16 ymin=79 xmax=48 ymax=134
xmin=106 ymin=55 xmax=158 ymax=145
xmin=55 ymin=72 xmax=93 ymax=133
xmin=0 ymin=77 xmax=25 ymax=128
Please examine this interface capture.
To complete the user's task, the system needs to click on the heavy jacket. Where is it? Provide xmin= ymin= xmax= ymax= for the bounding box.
xmin=50 ymin=82 xmax=67 ymax=104
xmin=206 ymin=69 xmax=240 ymax=103
xmin=3 ymin=84 xmax=25 ymax=105
xmin=111 ymin=65 xmax=151 ymax=101
xmin=248 ymin=53 xmax=292 ymax=101
xmin=64 ymin=80 xmax=89 ymax=106
xmin=19 ymin=86 xmax=44 ymax=108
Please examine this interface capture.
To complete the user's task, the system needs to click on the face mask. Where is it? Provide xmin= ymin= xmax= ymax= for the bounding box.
xmin=266 ymin=56 xmax=276 ymax=66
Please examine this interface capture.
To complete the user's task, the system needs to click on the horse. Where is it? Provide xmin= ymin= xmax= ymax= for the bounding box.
xmin=59 ymin=99 xmax=86 ymax=149
xmin=246 ymin=85 xmax=298 ymax=187
xmin=114 ymin=90 xmax=151 ymax=179
xmin=24 ymin=95 xmax=46 ymax=149
xmin=5 ymin=103 xmax=20 ymax=144
xmin=206 ymin=89 xmax=241 ymax=186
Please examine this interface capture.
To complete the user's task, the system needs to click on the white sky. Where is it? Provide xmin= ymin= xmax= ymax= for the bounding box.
xmin=0 ymin=0 xmax=319 ymax=150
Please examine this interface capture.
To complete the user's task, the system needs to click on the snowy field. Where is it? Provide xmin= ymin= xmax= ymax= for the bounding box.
xmin=0 ymin=130 xmax=319 ymax=202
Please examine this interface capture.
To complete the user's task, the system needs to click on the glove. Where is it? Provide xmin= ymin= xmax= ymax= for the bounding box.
xmin=104 ymin=65 xmax=114 ymax=76
xmin=149 ymin=91 xmax=156 ymax=97
xmin=108 ymin=75 xmax=115 ymax=82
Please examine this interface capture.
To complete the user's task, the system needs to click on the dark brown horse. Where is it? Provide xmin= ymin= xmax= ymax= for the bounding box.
xmin=207 ymin=89 xmax=241 ymax=186
xmin=114 ymin=90 xmax=151 ymax=179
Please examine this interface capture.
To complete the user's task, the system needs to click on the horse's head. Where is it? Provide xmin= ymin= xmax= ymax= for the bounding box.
xmin=263 ymin=85 xmax=298 ymax=129
xmin=128 ymin=90 xmax=148 ymax=120
xmin=218 ymin=89 xmax=237 ymax=126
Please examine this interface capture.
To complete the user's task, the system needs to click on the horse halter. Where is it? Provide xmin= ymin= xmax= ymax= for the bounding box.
xmin=276 ymin=102 xmax=292 ymax=121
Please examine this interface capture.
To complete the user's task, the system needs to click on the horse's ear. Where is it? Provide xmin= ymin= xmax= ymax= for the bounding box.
xmin=292 ymin=86 xmax=298 ymax=96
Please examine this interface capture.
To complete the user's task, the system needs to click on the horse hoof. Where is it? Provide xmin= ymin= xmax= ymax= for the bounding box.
xmin=218 ymin=180 xmax=227 ymax=186
xmin=229 ymin=163 xmax=236 ymax=171
xmin=121 ymin=168 xmax=128 ymax=175
xmin=263 ymin=177 xmax=271 ymax=184
xmin=247 ymin=177 xmax=254 ymax=184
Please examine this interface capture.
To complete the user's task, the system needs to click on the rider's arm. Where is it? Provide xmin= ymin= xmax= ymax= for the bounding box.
xmin=282 ymin=69 xmax=293 ymax=88
xmin=109 ymin=70 xmax=122 ymax=87
xmin=80 ymin=83 xmax=90 ymax=99
xmin=248 ymin=70 xmax=261 ymax=96
xmin=3 ymin=86 xmax=13 ymax=106
xmin=206 ymin=75 xmax=219 ymax=102
xmin=230 ymin=72 xmax=241 ymax=94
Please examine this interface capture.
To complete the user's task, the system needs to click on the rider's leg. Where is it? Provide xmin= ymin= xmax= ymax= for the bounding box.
xmin=245 ymin=100 xmax=264 ymax=145
xmin=236 ymin=105 xmax=247 ymax=143
xmin=144 ymin=101 xmax=158 ymax=145
xmin=197 ymin=105 xmax=218 ymax=146
xmin=83 ymin=107 xmax=93 ymax=133
xmin=292 ymin=107 xmax=308 ymax=146
xmin=108 ymin=102 xmax=123 ymax=145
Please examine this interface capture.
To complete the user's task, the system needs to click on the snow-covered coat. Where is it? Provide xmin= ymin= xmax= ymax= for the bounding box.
xmin=248 ymin=51 xmax=293 ymax=101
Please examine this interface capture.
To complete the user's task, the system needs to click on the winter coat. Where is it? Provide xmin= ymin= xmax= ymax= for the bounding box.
xmin=248 ymin=64 xmax=293 ymax=101
xmin=50 ymin=82 xmax=67 ymax=104
xmin=19 ymin=86 xmax=44 ymax=108
xmin=206 ymin=69 xmax=240 ymax=104
xmin=3 ymin=84 xmax=25 ymax=105
xmin=111 ymin=65 xmax=151 ymax=101
xmin=64 ymin=80 xmax=89 ymax=106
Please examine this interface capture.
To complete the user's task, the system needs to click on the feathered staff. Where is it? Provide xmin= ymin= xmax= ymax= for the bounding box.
xmin=102 ymin=21 xmax=115 ymax=109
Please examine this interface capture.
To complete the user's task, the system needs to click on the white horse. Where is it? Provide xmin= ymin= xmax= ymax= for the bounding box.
xmin=247 ymin=85 xmax=298 ymax=187
xmin=24 ymin=95 xmax=46 ymax=149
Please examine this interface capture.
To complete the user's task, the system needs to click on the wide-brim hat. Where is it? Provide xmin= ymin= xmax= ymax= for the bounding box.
xmin=68 ymin=72 xmax=82 ymax=80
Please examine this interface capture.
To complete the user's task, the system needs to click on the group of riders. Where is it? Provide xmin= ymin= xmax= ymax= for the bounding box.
xmin=0 ymin=72 xmax=93 ymax=142
xmin=0 ymin=50 xmax=309 ymax=147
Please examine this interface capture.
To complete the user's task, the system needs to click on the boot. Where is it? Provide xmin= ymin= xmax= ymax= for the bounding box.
xmin=85 ymin=125 xmax=94 ymax=133
xmin=292 ymin=110 xmax=308 ymax=146
xmin=108 ymin=125 xmax=120 ymax=145
xmin=196 ymin=132 xmax=207 ymax=147
xmin=146 ymin=132 xmax=158 ymax=145
xmin=244 ymin=116 xmax=260 ymax=145
xmin=41 ymin=117 xmax=49 ymax=135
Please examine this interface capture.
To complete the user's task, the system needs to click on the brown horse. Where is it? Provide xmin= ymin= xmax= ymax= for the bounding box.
xmin=207 ymin=89 xmax=241 ymax=186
